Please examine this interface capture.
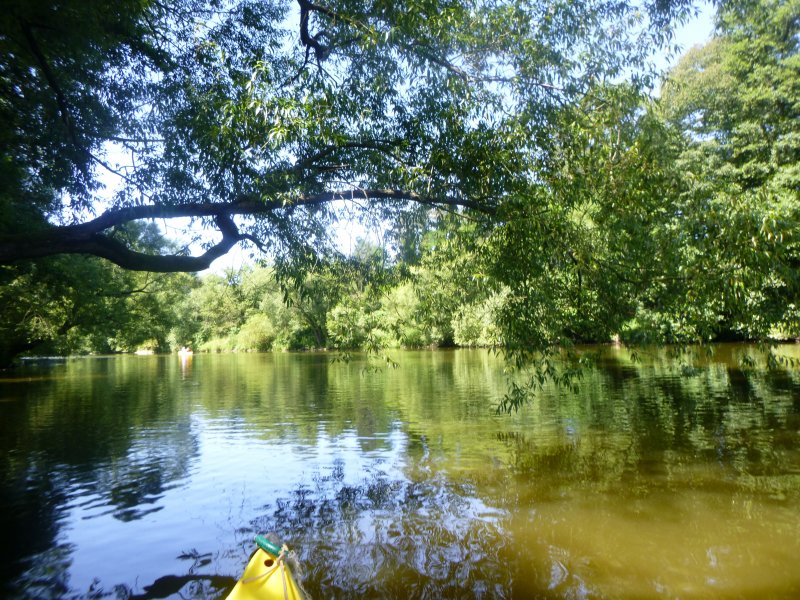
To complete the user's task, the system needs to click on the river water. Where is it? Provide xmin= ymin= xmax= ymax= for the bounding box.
xmin=1 ymin=346 xmax=798 ymax=598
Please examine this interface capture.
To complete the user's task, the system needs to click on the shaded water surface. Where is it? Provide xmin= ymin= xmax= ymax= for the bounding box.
xmin=1 ymin=347 xmax=799 ymax=598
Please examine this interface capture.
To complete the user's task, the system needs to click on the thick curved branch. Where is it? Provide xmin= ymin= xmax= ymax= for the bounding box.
xmin=0 ymin=189 xmax=494 ymax=272
xmin=298 ymin=0 xmax=331 ymax=62
xmin=1 ymin=213 xmax=243 ymax=272
xmin=79 ymin=215 xmax=243 ymax=272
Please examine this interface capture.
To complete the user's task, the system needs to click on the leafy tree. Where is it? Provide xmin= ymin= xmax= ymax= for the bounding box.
xmin=0 ymin=224 xmax=197 ymax=365
xmin=475 ymin=83 xmax=687 ymax=357
xmin=12 ymin=0 xmax=773 ymax=377
xmin=379 ymin=282 xmax=436 ymax=348
xmin=0 ymin=0 xmax=694 ymax=272
xmin=409 ymin=218 xmax=495 ymax=346
xmin=325 ymin=238 xmax=393 ymax=349
xmin=275 ymin=267 xmax=343 ymax=349
xmin=654 ymin=0 xmax=800 ymax=341
xmin=183 ymin=263 xmax=344 ymax=351
xmin=188 ymin=271 xmax=247 ymax=349
xmin=452 ymin=291 xmax=506 ymax=347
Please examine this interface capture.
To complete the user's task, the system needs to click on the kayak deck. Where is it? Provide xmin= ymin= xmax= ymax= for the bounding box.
xmin=227 ymin=547 xmax=305 ymax=600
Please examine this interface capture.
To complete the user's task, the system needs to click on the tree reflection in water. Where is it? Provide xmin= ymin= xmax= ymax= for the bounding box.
xmin=1 ymin=349 xmax=799 ymax=598
xmin=250 ymin=461 xmax=511 ymax=598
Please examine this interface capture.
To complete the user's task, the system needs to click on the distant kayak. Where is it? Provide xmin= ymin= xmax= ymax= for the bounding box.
xmin=227 ymin=536 xmax=305 ymax=600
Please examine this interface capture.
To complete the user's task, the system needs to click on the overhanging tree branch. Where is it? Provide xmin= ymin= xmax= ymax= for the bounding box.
xmin=0 ymin=189 xmax=495 ymax=271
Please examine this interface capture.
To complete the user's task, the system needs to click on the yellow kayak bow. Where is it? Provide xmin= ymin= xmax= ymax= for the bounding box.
xmin=227 ymin=536 xmax=305 ymax=600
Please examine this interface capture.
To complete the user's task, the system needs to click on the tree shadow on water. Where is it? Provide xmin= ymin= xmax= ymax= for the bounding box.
xmin=250 ymin=466 xmax=519 ymax=599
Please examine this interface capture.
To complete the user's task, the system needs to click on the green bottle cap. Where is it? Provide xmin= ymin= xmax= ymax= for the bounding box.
xmin=254 ymin=535 xmax=283 ymax=557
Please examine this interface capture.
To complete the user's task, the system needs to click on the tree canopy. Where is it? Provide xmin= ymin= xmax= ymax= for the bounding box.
xmin=1 ymin=0 xmax=693 ymax=268
xmin=2 ymin=0 xmax=799 ymax=376
xmin=656 ymin=0 xmax=800 ymax=342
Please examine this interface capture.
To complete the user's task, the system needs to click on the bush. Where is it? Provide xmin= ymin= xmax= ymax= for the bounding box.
xmin=452 ymin=293 xmax=504 ymax=347
xmin=236 ymin=314 xmax=276 ymax=351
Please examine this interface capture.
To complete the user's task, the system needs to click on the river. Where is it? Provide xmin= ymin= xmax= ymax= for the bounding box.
xmin=1 ymin=346 xmax=799 ymax=598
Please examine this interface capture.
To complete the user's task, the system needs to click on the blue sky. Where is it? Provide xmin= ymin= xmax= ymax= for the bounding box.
xmin=668 ymin=1 xmax=715 ymax=65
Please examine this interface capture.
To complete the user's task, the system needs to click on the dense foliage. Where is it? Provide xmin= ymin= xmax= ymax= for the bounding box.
xmin=1 ymin=0 xmax=799 ymax=384
xmin=656 ymin=0 xmax=800 ymax=342
xmin=0 ymin=0 xmax=691 ymax=268
xmin=0 ymin=224 xmax=196 ymax=366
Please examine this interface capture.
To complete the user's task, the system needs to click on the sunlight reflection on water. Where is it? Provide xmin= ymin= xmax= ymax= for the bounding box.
xmin=1 ymin=348 xmax=800 ymax=598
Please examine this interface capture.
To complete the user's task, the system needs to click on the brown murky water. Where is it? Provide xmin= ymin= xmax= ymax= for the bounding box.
xmin=1 ymin=345 xmax=799 ymax=598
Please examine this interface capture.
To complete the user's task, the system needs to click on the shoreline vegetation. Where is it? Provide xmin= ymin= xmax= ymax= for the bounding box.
xmin=17 ymin=339 xmax=800 ymax=360
xmin=6 ymin=249 xmax=800 ymax=367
